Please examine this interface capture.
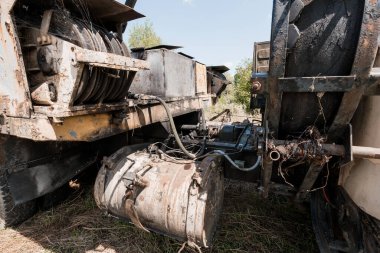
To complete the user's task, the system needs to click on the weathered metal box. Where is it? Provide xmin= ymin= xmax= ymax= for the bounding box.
xmin=130 ymin=49 xmax=207 ymax=97
xmin=253 ymin=41 xmax=270 ymax=73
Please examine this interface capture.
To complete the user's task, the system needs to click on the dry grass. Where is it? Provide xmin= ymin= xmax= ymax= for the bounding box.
xmin=0 ymin=178 xmax=317 ymax=253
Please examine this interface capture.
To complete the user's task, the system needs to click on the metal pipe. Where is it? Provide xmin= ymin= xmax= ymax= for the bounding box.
xmin=352 ymin=146 xmax=380 ymax=159
xmin=271 ymin=140 xmax=346 ymax=157
xmin=181 ymin=124 xmax=198 ymax=130
xmin=269 ymin=150 xmax=281 ymax=161
xmin=136 ymin=94 xmax=197 ymax=159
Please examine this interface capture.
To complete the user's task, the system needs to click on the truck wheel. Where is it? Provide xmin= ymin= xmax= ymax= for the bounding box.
xmin=310 ymin=191 xmax=338 ymax=253
xmin=0 ymin=171 xmax=36 ymax=229
xmin=280 ymin=0 xmax=364 ymax=137
xmin=362 ymin=212 xmax=380 ymax=252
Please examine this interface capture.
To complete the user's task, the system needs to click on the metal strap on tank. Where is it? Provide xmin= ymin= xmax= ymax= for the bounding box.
xmin=186 ymin=172 xmax=201 ymax=245
xmin=185 ymin=156 xmax=221 ymax=249
xmin=122 ymin=160 xmax=151 ymax=233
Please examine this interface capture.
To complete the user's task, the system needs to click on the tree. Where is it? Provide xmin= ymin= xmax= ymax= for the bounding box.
xmin=233 ymin=59 xmax=253 ymax=112
xmin=128 ymin=20 xmax=162 ymax=48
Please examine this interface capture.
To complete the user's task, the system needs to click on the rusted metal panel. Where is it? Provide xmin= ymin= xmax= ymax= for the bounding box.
xmin=94 ymin=150 xmax=224 ymax=248
xmin=206 ymin=66 xmax=231 ymax=100
xmin=130 ymin=49 xmax=197 ymax=97
xmin=253 ymin=41 xmax=270 ymax=73
xmin=1 ymin=96 xmax=208 ymax=141
xmin=260 ymin=0 xmax=291 ymax=198
xmin=76 ymin=47 xmax=149 ymax=71
xmin=0 ymin=0 xmax=32 ymax=118
xmin=195 ymin=63 xmax=208 ymax=95
xmin=62 ymin=0 xmax=144 ymax=23
xmin=266 ymin=0 xmax=291 ymax=136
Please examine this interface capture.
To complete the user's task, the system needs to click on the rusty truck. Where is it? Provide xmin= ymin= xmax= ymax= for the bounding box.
xmin=1 ymin=0 xmax=380 ymax=252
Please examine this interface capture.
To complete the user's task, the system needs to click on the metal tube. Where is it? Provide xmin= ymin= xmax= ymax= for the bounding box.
xmin=137 ymin=95 xmax=197 ymax=159
xmin=269 ymin=150 xmax=281 ymax=161
xmin=352 ymin=146 xmax=380 ymax=159
xmin=271 ymin=140 xmax=346 ymax=157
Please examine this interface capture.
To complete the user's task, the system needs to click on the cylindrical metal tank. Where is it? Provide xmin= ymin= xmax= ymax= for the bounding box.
xmin=94 ymin=147 xmax=224 ymax=248
xmin=340 ymin=96 xmax=380 ymax=220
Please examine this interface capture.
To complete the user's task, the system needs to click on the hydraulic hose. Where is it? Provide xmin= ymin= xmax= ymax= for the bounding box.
xmin=212 ymin=150 xmax=262 ymax=172
xmin=137 ymin=95 xmax=197 ymax=159
xmin=133 ymin=94 xmax=263 ymax=170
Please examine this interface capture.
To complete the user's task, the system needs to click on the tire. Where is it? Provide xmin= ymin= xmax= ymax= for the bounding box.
xmin=286 ymin=0 xmax=363 ymax=77
xmin=279 ymin=0 xmax=365 ymax=137
xmin=310 ymin=191 xmax=339 ymax=253
xmin=362 ymin=214 xmax=380 ymax=252
xmin=0 ymin=170 xmax=37 ymax=229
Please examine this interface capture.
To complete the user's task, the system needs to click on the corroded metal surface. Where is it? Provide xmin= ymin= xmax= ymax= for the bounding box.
xmin=266 ymin=0 xmax=291 ymax=136
xmin=0 ymin=133 xmax=128 ymax=205
xmin=0 ymin=0 xmax=32 ymax=118
xmin=253 ymin=42 xmax=270 ymax=73
xmin=206 ymin=66 xmax=231 ymax=99
xmin=0 ymin=0 xmax=213 ymax=142
xmin=76 ymin=47 xmax=149 ymax=71
xmin=0 ymin=96 xmax=207 ymax=141
xmin=94 ymin=150 xmax=224 ymax=248
xmin=130 ymin=49 xmax=199 ymax=98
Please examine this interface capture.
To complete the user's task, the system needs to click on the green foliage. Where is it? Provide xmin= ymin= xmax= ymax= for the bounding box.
xmin=206 ymin=60 xmax=255 ymax=119
xmin=233 ymin=59 xmax=253 ymax=111
xmin=128 ymin=20 xmax=162 ymax=48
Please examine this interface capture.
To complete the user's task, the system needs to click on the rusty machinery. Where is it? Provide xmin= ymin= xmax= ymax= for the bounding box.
xmin=0 ymin=0 xmax=221 ymax=231
xmin=95 ymin=0 xmax=380 ymax=251
xmin=2 ymin=0 xmax=380 ymax=252
xmin=249 ymin=0 xmax=380 ymax=252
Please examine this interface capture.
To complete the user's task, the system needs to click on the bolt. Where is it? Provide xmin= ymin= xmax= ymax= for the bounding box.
xmin=252 ymin=81 xmax=262 ymax=92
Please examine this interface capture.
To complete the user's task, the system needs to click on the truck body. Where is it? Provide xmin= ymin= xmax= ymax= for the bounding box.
xmin=1 ymin=0 xmax=380 ymax=252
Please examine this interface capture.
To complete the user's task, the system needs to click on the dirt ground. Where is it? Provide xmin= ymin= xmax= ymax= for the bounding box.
xmin=0 ymin=173 xmax=318 ymax=253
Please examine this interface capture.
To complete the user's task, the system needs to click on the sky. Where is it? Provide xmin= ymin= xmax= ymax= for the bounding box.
xmin=121 ymin=0 xmax=273 ymax=73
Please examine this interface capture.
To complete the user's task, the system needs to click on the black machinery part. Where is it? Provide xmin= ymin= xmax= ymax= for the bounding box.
xmin=0 ymin=133 xmax=128 ymax=228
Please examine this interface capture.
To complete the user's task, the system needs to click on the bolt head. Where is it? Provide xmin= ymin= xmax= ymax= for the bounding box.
xmin=252 ymin=81 xmax=262 ymax=92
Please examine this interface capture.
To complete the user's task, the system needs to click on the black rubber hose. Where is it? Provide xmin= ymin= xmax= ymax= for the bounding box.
xmin=138 ymin=95 xmax=197 ymax=159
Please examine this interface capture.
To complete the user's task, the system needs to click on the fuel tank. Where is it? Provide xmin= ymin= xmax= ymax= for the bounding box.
xmin=94 ymin=146 xmax=224 ymax=247
xmin=340 ymin=96 xmax=380 ymax=220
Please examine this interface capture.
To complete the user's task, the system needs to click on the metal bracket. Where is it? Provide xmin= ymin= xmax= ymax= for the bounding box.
xmin=278 ymin=76 xmax=357 ymax=93
xmin=295 ymin=161 xmax=325 ymax=202
xmin=75 ymin=47 xmax=150 ymax=71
